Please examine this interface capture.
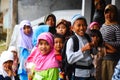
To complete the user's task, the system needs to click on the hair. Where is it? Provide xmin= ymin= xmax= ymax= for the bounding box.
xmin=56 ymin=19 xmax=71 ymax=36
xmin=89 ymin=29 xmax=103 ymax=47
xmin=104 ymin=4 xmax=118 ymax=21
xmin=75 ymin=17 xmax=88 ymax=26
xmin=54 ymin=33 xmax=65 ymax=43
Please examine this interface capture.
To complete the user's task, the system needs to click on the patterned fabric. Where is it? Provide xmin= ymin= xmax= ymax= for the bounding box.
xmin=112 ymin=60 xmax=120 ymax=80
xmin=27 ymin=32 xmax=59 ymax=71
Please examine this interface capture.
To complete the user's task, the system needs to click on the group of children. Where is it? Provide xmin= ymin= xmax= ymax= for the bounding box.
xmin=0 ymin=3 xmax=120 ymax=80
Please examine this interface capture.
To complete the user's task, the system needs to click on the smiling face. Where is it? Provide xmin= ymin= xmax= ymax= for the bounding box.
xmin=72 ymin=19 xmax=87 ymax=36
xmin=38 ymin=39 xmax=51 ymax=55
xmin=3 ymin=60 xmax=13 ymax=71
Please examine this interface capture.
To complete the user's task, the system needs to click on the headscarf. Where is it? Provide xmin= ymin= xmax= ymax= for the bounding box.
xmin=89 ymin=22 xmax=100 ymax=29
xmin=32 ymin=25 xmax=49 ymax=46
xmin=0 ymin=51 xmax=14 ymax=80
xmin=18 ymin=20 xmax=33 ymax=51
xmin=44 ymin=14 xmax=56 ymax=27
xmin=27 ymin=32 xmax=59 ymax=71
xmin=8 ymin=46 xmax=17 ymax=52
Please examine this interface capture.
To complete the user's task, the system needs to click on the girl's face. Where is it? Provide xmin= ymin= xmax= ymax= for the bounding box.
xmin=91 ymin=35 xmax=100 ymax=46
xmin=38 ymin=39 xmax=51 ymax=55
xmin=3 ymin=60 xmax=13 ymax=71
xmin=54 ymin=37 xmax=63 ymax=52
xmin=11 ymin=51 xmax=17 ymax=60
xmin=104 ymin=10 xmax=116 ymax=22
xmin=56 ymin=24 xmax=67 ymax=35
xmin=23 ymin=25 xmax=31 ymax=35
xmin=46 ymin=17 xmax=55 ymax=27
xmin=91 ymin=24 xmax=100 ymax=30
xmin=73 ymin=20 xmax=87 ymax=36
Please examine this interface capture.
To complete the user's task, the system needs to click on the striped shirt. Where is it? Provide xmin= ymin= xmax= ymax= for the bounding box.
xmin=100 ymin=24 xmax=120 ymax=47
xmin=100 ymin=24 xmax=120 ymax=60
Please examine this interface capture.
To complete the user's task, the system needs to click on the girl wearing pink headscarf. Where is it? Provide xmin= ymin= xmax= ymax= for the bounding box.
xmin=26 ymin=32 xmax=59 ymax=80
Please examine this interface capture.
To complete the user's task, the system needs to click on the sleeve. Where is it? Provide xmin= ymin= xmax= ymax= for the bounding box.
xmin=107 ymin=28 xmax=120 ymax=48
xmin=112 ymin=60 xmax=120 ymax=80
xmin=66 ymin=38 xmax=84 ymax=64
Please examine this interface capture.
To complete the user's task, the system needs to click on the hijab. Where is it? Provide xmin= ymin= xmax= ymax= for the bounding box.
xmin=0 ymin=51 xmax=14 ymax=80
xmin=32 ymin=25 xmax=49 ymax=46
xmin=27 ymin=32 xmax=59 ymax=71
xmin=18 ymin=20 xmax=33 ymax=51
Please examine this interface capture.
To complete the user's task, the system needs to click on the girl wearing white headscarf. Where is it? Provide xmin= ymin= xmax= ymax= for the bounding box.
xmin=0 ymin=51 xmax=15 ymax=80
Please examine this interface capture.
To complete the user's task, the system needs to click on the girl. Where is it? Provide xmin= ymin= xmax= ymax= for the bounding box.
xmin=0 ymin=51 xmax=17 ymax=80
xmin=17 ymin=20 xmax=33 ymax=80
xmin=86 ymin=21 xmax=100 ymax=34
xmin=89 ymin=30 xmax=116 ymax=80
xmin=26 ymin=32 xmax=59 ymax=80
xmin=8 ymin=46 xmax=19 ymax=80
xmin=44 ymin=14 xmax=56 ymax=34
xmin=56 ymin=19 xmax=71 ymax=40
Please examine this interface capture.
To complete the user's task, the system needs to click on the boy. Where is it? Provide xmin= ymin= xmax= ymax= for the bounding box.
xmin=66 ymin=14 xmax=95 ymax=80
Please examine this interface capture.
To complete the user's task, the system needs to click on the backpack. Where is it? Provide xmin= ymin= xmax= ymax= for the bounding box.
xmin=61 ymin=34 xmax=92 ymax=80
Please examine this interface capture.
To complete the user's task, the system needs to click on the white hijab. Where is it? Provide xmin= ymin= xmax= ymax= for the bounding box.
xmin=0 ymin=51 xmax=14 ymax=80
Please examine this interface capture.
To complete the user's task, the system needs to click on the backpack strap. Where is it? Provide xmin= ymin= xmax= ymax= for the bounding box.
xmin=71 ymin=35 xmax=79 ymax=52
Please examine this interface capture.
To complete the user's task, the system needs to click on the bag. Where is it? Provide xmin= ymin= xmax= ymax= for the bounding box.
xmin=61 ymin=34 xmax=92 ymax=80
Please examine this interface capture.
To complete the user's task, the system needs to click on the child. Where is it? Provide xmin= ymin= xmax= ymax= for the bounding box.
xmin=86 ymin=21 xmax=100 ymax=34
xmin=66 ymin=14 xmax=95 ymax=80
xmin=0 ymin=51 xmax=17 ymax=80
xmin=56 ymin=19 xmax=71 ymax=40
xmin=17 ymin=20 xmax=33 ymax=80
xmin=8 ymin=46 xmax=19 ymax=75
xmin=26 ymin=32 xmax=59 ymax=80
xmin=89 ymin=29 xmax=116 ymax=80
xmin=54 ymin=33 xmax=65 ymax=80
xmin=44 ymin=14 xmax=56 ymax=34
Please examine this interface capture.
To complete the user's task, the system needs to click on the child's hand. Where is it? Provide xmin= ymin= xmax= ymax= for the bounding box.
xmin=81 ymin=43 xmax=92 ymax=52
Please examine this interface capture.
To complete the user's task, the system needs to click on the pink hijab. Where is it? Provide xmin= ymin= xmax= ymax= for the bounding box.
xmin=27 ymin=32 xmax=59 ymax=71
xmin=89 ymin=22 xmax=100 ymax=29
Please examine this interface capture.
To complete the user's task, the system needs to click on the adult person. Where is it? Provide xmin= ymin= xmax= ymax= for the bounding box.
xmin=100 ymin=4 xmax=120 ymax=80
xmin=92 ymin=0 xmax=106 ymax=27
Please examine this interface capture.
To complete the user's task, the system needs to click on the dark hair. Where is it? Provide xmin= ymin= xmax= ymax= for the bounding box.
xmin=56 ymin=19 xmax=71 ymax=36
xmin=89 ymin=29 xmax=103 ymax=47
xmin=54 ymin=33 xmax=65 ymax=43
xmin=76 ymin=17 xmax=88 ymax=26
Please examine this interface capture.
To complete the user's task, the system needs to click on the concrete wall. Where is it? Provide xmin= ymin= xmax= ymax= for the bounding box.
xmin=18 ymin=0 xmax=82 ymax=23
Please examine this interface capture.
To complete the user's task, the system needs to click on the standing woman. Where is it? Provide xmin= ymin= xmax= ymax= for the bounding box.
xmin=100 ymin=4 xmax=120 ymax=80
xmin=17 ymin=20 xmax=33 ymax=80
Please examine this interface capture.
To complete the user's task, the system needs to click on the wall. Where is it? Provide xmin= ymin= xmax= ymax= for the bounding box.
xmin=18 ymin=0 xmax=82 ymax=23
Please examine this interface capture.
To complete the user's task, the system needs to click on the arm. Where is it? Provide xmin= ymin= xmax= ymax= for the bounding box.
xmin=66 ymin=38 xmax=84 ymax=64
xmin=107 ymin=29 xmax=120 ymax=48
xmin=105 ymin=43 xmax=116 ymax=54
